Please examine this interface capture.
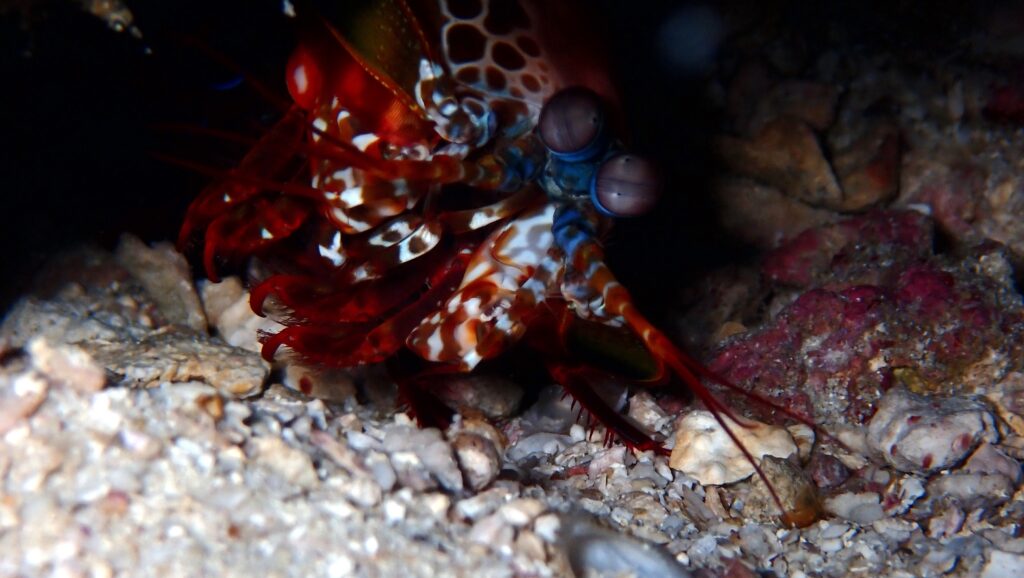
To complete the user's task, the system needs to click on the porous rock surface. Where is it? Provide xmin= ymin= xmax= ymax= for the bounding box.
xmin=1 ymin=234 xmax=1023 ymax=578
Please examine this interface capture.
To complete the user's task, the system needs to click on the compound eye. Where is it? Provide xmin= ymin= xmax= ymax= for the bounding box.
xmin=591 ymin=154 xmax=662 ymax=218
xmin=538 ymin=87 xmax=606 ymax=160
xmin=286 ymin=44 xmax=324 ymax=111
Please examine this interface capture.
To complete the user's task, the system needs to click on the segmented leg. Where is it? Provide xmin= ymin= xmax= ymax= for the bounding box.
xmin=547 ymin=362 xmax=667 ymax=455
xmin=261 ymin=242 xmax=474 ymax=365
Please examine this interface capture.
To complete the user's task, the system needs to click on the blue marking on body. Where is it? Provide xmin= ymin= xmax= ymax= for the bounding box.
xmin=552 ymin=207 xmax=595 ymax=258
xmin=547 ymin=131 xmax=609 ymax=163
xmin=497 ymin=142 xmax=543 ymax=191
xmin=210 ymin=75 xmax=244 ymax=91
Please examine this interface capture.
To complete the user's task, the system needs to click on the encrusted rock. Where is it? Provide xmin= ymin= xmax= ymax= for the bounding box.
xmin=669 ymin=410 xmax=798 ymax=485
xmin=88 ymin=330 xmax=269 ymax=396
xmin=716 ymin=117 xmax=843 ymax=209
xmin=746 ymin=455 xmax=822 ymax=527
xmin=866 ymin=387 xmax=998 ymax=474
xmin=114 ymin=234 xmax=206 ymax=332
xmin=199 ymin=277 xmax=283 ymax=352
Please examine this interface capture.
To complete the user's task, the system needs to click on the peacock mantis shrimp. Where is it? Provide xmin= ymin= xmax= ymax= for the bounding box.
xmin=178 ymin=0 xmax=814 ymax=524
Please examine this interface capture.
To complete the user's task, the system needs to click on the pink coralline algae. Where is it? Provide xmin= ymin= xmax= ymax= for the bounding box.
xmin=708 ymin=210 xmax=1024 ymax=426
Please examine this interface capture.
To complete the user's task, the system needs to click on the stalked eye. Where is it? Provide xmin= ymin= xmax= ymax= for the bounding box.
xmin=286 ymin=44 xmax=324 ymax=111
xmin=538 ymin=87 xmax=606 ymax=161
xmin=591 ymin=154 xmax=662 ymax=218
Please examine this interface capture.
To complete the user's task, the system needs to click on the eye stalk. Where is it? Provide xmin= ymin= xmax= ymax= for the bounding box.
xmin=591 ymin=154 xmax=662 ymax=218
xmin=538 ymin=87 xmax=607 ymax=162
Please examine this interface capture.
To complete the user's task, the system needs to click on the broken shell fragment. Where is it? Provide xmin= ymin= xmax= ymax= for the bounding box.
xmin=669 ymin=410 xmax=798 ymax=485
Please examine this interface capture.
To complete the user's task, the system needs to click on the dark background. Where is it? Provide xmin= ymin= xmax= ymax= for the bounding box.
xmin=0 ymin=0 xmax=1004 ymax=312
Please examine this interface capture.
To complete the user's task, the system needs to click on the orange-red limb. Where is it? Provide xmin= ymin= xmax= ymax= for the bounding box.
xmin=261 ymin=242 xmax=473 ymax=365
xmin=201 ymin=197 xmax=311 ymax=282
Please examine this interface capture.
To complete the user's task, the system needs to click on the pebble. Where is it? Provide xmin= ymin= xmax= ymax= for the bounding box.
xmin=963 ymin=442 xmax=1023 ymax=483
xmin=746 ymin=455 xmax=821 ymax=527
xmin=0 ymin=365 xmax=48 ymax=435
xmin=927 ymin=473 xmax=1015 ymax=510
xmin=28 ymin=338 xmax=106 ymax=393
xmin=560 ymin=515 xmax=692 ymax=578
xmin=383 ymin=425 xmax=464 ymax=492
xmin=824 ymin=492 xmax=885 ymax=525
xmin=451 ymin=432 xmax=501 ymax=491
xmin=249 ymin=436 xmax=319 ymax=490
xmin=669 ymin=410 xmax=798 ymax=485
xmin=867 ymin=387 xmax=999 ymax=474
xmin=807 ymin=453 xmax=850 ymax=489
xmin=199 ymin=276 xmax=283 ymax=352
xmin=981 ymin=551 xmax=1024 ymax=578
xmin=114 ymin=234 xmax=207 ymax=333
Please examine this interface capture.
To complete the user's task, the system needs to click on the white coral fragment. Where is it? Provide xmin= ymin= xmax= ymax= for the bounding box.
xmin=669 ymin=410 xmax=798 ymax=485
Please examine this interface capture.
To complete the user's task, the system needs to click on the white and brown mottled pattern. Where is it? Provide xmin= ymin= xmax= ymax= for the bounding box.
xmin=407 ymin=202 xmax=559 ymax=369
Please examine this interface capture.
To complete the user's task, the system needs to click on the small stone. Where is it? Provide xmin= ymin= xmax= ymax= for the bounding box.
xmin=507 ymin=432 xmax=574 ymax=461
xmin=382 ymin=498 xmax=406 ymax=524
xmin=927 ymin=504 xmax=966 ymax=539
xmin=114 ymin=234 xmax=207 ymax=332
xmin=927 ymin=473 xmax=1015 ymax=510
xmin=559 ymin=515 xmax=690 ymax=578
xmin=0 ymin=369 xmax=48 ymax=435
xmin=670 ymin=410 xmax=798 ymax=485
xmin=871 ymin=517 xmax=917 ymax=543
xmin=498 ymin=498 xmax=545 ymax=527
xmin=963 ymin=443 xmax=1022 ymax=484
xmin=887 ymin=476 xmax=927 ymax=515
xmin=588 ymin=446 xmax=632 ymax=479
xmin=455 ymin=487 xmax=513 ymax=521
xmin=28 ymin=338 xmax=105 ymax=393
xmin=807 ymin=453 xmax=850 ymax=489
xmin=249 ymin=437 xmax=319 ymax=490
xmin=515 ymin=530 xmax=547 ymax=562
xmin=867 ymin=387 xmax=998 ymax=474
xmin=920 ymin=549 xmax=959 ymax=574
xmin=342 ymin=477 xmax=382 ymax=508
xmin=787 ymin=424 xmax=815 ymax=461
xmin=824 ymin=492 xmax=885 ymax=525
xmin=981 ymin=551 xmax=1024 ymax=578
xmin=424 ymin=373 xmax=524 ymax=420
xmin=364 ymin=452 xmax=397 ymax=492
xmin=828 ymin=120 xmax=901 ymax=211
xmin=199 ymin=277 xmax=284 ymax=352
xmin=452 ymin=432 xmax=501 ymax=491
xmin=746 ymin=456 xmax=822 ymax=527
xmin=383 ymin=425 xmax=463 ymax=492
xmin=627 ymin=391 xmax=672 ymax=433
xmin=282 ymin=363 xmax=356 ymax=403
xmin=533 ymin=513 xmax=561 ymax=543
xmin=469 ymin=512 xmax=515 ymax=553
